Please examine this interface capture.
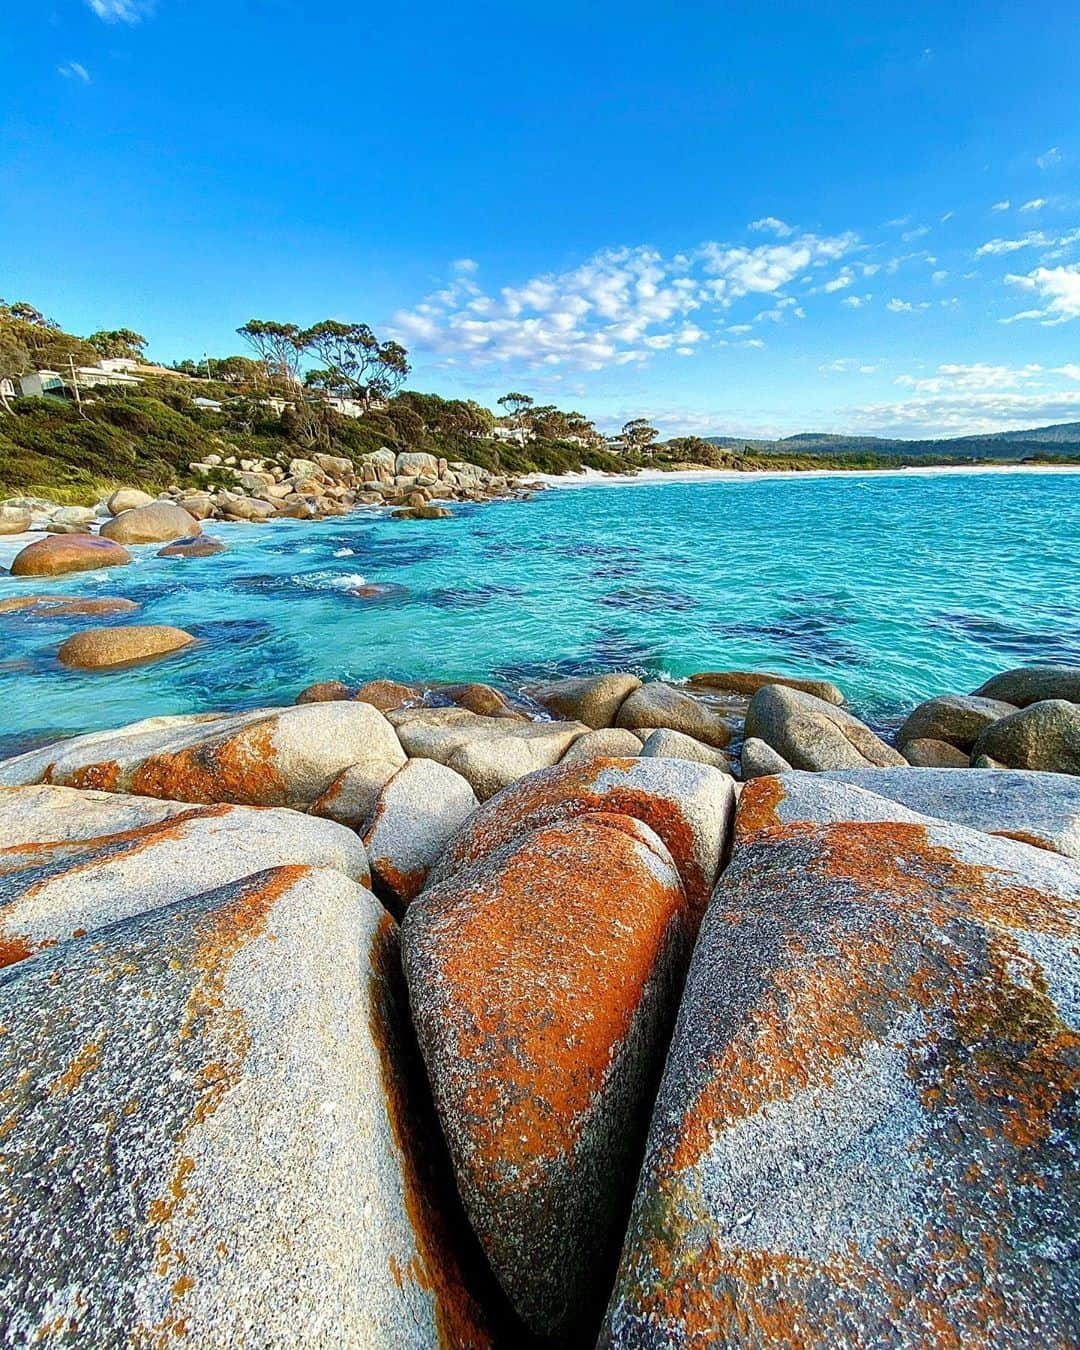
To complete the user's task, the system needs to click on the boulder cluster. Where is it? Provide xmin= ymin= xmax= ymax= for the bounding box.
xmin=0 ymin=664 xmax=1077 ymax=1344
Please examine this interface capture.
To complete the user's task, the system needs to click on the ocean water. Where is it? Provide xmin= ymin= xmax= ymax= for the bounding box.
xmin=1 ymin=469 xmax=1077 ymax=753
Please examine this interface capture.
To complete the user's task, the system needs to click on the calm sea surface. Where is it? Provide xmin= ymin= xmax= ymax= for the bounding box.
xmin=1 ymin=470 xmax=1077 ymax=751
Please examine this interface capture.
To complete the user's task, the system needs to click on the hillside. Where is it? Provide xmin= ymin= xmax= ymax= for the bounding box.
xmin=705 ymin=423 xmax=1080 ymax=463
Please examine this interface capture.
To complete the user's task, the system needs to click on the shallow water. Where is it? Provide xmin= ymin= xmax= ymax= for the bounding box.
xmin=1 ymin=470 xmax=1077 ymax=751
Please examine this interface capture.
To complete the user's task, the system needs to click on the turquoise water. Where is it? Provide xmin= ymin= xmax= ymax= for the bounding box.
xmin=1 ymin=470 xmax=1077 ymax=753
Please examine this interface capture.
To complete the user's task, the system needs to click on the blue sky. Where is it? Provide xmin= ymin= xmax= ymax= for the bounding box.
xmin=2 ymin=2 xmax=1079 ymax=438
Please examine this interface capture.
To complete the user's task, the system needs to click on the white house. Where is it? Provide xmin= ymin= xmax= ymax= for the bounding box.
xmin=18 ymin=370 xmax=66 ymax=398
xmin=74 ymin=365 xmax=142 ymax=389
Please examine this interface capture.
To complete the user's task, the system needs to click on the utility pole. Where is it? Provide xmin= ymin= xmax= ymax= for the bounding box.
xmin=68 ymin=355 xmax=87 ymax=419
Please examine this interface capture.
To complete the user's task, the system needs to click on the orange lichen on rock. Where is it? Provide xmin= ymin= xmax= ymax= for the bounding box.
xmin=731 ymin=773 xmax=786 ymax=842
xmin=130 ymin=723 xmax=287 ymax=806
xmin=48 ymin=1038 xmax=104 ymax=1098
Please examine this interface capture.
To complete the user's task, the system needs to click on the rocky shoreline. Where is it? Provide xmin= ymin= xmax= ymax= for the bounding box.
xmin=0 ymin=657 xmax=1077 ymax=1344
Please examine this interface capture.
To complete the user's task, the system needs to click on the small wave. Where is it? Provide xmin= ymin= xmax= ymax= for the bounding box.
xmin=291 ymin=570 xmax=368 ymax=592
xmin=333 ymin=547 xmax=356 ymax=558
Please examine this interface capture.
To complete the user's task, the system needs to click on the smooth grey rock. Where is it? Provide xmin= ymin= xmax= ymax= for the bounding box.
xmin=0 ymin=866 xmax=494 ymax=1345
xmin=616 ymin=682 xmax=733 ymax=748
xmin=973 ymin=664 xmax=1080 ymax=707
xmin=430 ymin=754 xmax=736 ymax=917
xmin=0 ymin=703 xmax=405 ymax=812
xmin=819 ymin=767 xmax=1080 ymax=859
xmin=0 ymin=784 xmax=192 ymax=847
xmin=363 ymin=758 xmax=478 ymax=905
xmin=405 ymin=814 xmax=692 ymax=1340
xmin=688 ymin=669 xmax=845 ymax=705
xmin=640 ymin=728 xmax=733 ymax=773
xmin=740 ymin=736 xmax=794 ymax=779
xmin=446 ymin=721 xmax=590 ymax=800
xmin=745 ymin=683 xmax=906 ymax=770
xmin=561 ymin=728 xmax=644 ymax=762
xmin=0 ymin=795 xmax=370 ymax=963
xmin=971 ymin=700 xmax=1080 ymax=775
xmin=901 ymin=737 xmax=970 ymax=767
xmin=897 ymin=693 xmax=1016 ymax=750
xmin=525 ymin=673 xmax=642 ymax=729
xmin=603 ymin=817 xmax=1080 ymax=1347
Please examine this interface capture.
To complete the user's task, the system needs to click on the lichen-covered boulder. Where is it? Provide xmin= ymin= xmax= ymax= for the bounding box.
xmin=363 ymin=759 xmax=478 ymax=905
xmin=973 ymin=664 xmax=1080 ymax=707
xmin=404 ymin=814 xmax=692 ymax=1341
xmin=603 ymin=816 xmax=1080 ymax=1347
xmin=0 ymin=866 xmax=495 ymax=1346
xmin=688 ymin=669 xmax=845 ymax=705
xmin=429 ymin=755 xmax=735 ymax=918
xmin=733 ymin=772 xmax=933 ymax=847
xmin=745 ymin=683 xmax=906 ymax=770
xmin=57 ymin=624 xmax=195 ymax=670
xmin=971 ymin=699 xmax=1080 ymax=775
xmin=0 ymin=703 xmax=405 ymax=812
xmin=819 ymin=766 xmax=1080 ymax=859
xmin=616 ymin=682 xmax=733 ymax=748
xmin=524 ymin=673 xmax=642 ymax=729
xmin=739 ymin=736 xmax=793 ymax=779
xmin=99 ymin=502 xmax=201 ymax=545
xmin=897 ymin=693 xmax=1016 ymax=751
xmin=9 ymin=533 xmax=131 ymax=578
xmin=0 ymin=794 xmax=370 ymax=966
xmin=0 ymin=784 xmax=192 ymax=847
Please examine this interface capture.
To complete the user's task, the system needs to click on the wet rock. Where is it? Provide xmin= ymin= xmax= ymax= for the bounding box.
xmin=105 ymin=487 xmax=155 ymax=515
xmin=437 ymin=682 xmax=526 ymax=719
xmin=603 ymin=816 xmax=1080 ymax=1348
xmin=0 ymin=703 xmax=406 ymax=812
xmin=973 ymin=664 xmax=1080 ymax=707
xmin=688 ymin=668 xmax=845 ymax=705
xmin=0 ymin=794 xmax=370 ymax=965
xmin=745 ymin=683 xmax=906 ymax=770
xmin=157 ymin=534 xmax=226 ymax=559
xmin=353 ymin=678 xmax=422 ymax=713
xmin=363 ymin=759 xmax=478 ymax=905
xmin=817 ymin=766 xmax=1080 ymax=859
xmin=295 ymin=680 xmax=352 ymax=704
xmin=524 ymin=673 xmax=643 ymax=729
xmin=640 ymin=728 xmax=734 ymax=773
xmin=57 ymin=625 xmax=195 ymax=670
xmin=971 ymin=700 xmax=1080 ymax=775
xmin=0 ymin=866 xmax=494 ymax=1345
xmin=404 ymin=814 xmax=692 ymax=1340
xmin=9 ymin=533 xmax=131 ymax=578
xmin=740 ymin=736 xmax=793 ymax=779
xmin=100 ymin=502 xmax=201 ymax=545
xmin=897 ymin=693 xmax=1016 ymax=751
xmin=902 ymin=736 xmax=970 ymax=767
xmin=617 ymin=682 xmax=733 ymax=748
xmin=394 ymin=504 xmax=453 ymax=520
xmin=430 ymin=755 xmax=735 ymax=918
xmin=446 ymin=721 xmax=591 ymax=800
xmin=0 ymin=595 xmax=139 ymax=618
xmin=561 ymin=728 xmax=644 ymax=762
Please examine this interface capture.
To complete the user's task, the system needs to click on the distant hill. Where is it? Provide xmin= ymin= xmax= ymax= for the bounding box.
xmin=703 ymin=422 xmax=1080 ymax=462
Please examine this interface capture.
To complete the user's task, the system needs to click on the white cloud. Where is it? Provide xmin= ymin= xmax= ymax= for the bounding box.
xmin=1020 ymin=198 xmax=1047 ymax=212
xmin=1006 ymin=264 xmax=1080 ymax=323
xmin=57 ymin=61 xmax=90 ymax=82
xmin=887 ymin=299 xmax=914 ymax=312
xmin=823 ymin=269 xmax=854 ymax=292
xmin=748 ymin=217 xmax=795 ymax=237
xmin=392 ymin=228 xmax=856 ymax=372
xmin=841 ymin=293 xmax=872 ymax=308
xmin=931 ymin=270 xmax=948 ymax=283
xmin=819 ymin=359 xmax=880 ymax=375
xmin=992 ymin=200 xmax=1011 ymax=212
xmin=86 ymin=0 xmax=154 ymax=20
xmin=901 ymin=224 xmax=930 ymax=241
xmin=451 ymin=258 xmax=478 ymax=274
xmin=976 ymin=230 xmax=1049 ymax=257
xmin=940 ymin=211 xmax=955 ymax=223
xmin=1054 ymin=363 xmax=1080 ymax=381
xmin=1036 ymin=146 xmax=1062 ymax=169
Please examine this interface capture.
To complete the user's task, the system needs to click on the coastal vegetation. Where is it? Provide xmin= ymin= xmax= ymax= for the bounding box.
xmin=2 ymin=298 xmax=1078 ymax=500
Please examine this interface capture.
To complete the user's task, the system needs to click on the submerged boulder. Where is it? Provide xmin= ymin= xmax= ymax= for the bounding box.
xmin=897 ymin=693 xmax=1016 ymax=751
xmin=404 ymin=814 xmax=691 ymax=1341
xmin=971 ymin=699 xmax=1080 ymax=776
xmin=603 ymin=815 xmax=1080 ymax=1347
xmin=429 ymin=755 xmax=735 ymax=918
xmin=745 ymin=683 xmax=906 ymax=771
xmin=524 ymin=673 xmax=642 ymax=729
xmin=0 ymin=702 xmax=405 ymax=812
xmin=9 ymin=534 xmax=131 ymax=578
xmin=688 ymin=669 xmax=845 ymax=705
xmin=157 ymin=534 xmax=226 ymax=559
xmin=0 ymin=866 xmax=495 ymax=1345
xmin=0 ymin=595 xmax=139 ymax=618
xmin=362 ymin=758 xmax=478 ymax=905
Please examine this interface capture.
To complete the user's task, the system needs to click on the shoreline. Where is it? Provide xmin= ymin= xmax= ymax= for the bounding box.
xmin=525 ymin=461 xmax=1080 ymax=490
